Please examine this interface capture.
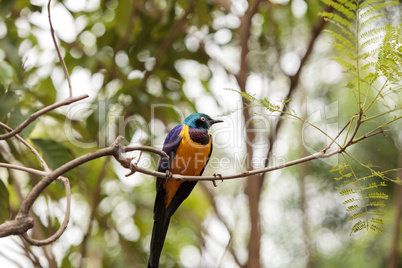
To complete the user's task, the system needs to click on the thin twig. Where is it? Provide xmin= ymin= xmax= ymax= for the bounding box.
xmin=0 ymin=122 xmax=50 ymax=173
xmin=0 ymin=94 xmax=88 ymax=140
xmin=0 ymin=163 xmax=46 ymax=177
xmin=352 ymin=129 xmax=389 ymax=144
xmin=14 ymin=139 xmax=166 ymax=219
xmin=0 ymin=115 xmax=384 ymax=241
xmin=47 ymin=0 xmax=72 ymax=97
xmin=321 ymin=118 xmax=352 ymax=153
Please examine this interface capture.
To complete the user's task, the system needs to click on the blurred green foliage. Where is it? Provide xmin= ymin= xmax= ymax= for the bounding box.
xmin=0 ymin=0 xmax=401 ymax=267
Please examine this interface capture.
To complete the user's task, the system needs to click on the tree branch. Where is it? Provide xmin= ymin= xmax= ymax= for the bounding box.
xmin=0 ymin=110 xmax=385 ymax=242
xmin=0 ymin=217 xmax=34 ymax=237
xmin=47 ymin=0 xmax=72 ymax=97
xmin=0 ymin=94 xmax=88 ymax=140
xmin=20 ymin=176 xmax=71 ymax=246
xmin=0 ymin=122 xmax=50 ymax=172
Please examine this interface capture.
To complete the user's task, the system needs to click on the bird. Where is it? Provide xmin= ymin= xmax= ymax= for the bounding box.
xmin=148 ymin=113 xmax=223 ymax=268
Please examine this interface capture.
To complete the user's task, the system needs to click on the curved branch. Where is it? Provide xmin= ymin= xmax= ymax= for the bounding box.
xmin=0 ymin=94 xmax=88 ymax=140
xmin=0 ymin=122 xmax=50 ymax=172
xmin=16 ymin=137 xmax=167 ymax=219
xmin=0 ymin=137 xmax=166 ymax=240
xmin=20 ymin=176 xmax=71 ymax=246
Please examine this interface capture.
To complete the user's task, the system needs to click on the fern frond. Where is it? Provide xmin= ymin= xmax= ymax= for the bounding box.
xmin=360 ymin=27 xmax=387 ymax=40
xmin=323 ymin=0 xmax=400 ymax=236
xmin=360 ymin=1 xmax=399 ymax=19
xmin=370 ymin=217 xmax=385 ymax=225
xmin=360 ymin=0 xmax=383 ymax=10
xmin=339 ymin=188 xmax=357 ymax=196
xmin=320 ymin=11 xmax=355 ymax=30
xmin=360 ymin=13 xmax=386 ymax=29
xmin=346 ymin=204 xmax=360 ymax=211
xmin=347 ymin=211 xmax=365 ymax=221
xmin=330 ymin=57 xmax=357 ymax=72
xmin=368 ymin=192 xmax=389 ymax=199
xmin=320 ymin=12 xmax=356 ymax=39
xmin=369 ymin=210 xmax=385 ymax=216
xmin=337 ymin=0 xmax=358 ymax=11
xmin=370 ymin=224 xmax=385 ymax=234
xmin=321 ymin=0 xmax=356 ymax=19
xmin=331 ymin=163 xmax=349 ymax=172
xmin=346 ymin=78 xmax=358 ymax=89
xmin=350 ymin=220 xmax=367 ymax=234
xmin=259 ymin=97 xmax=280 ymax=112
xmin=369 ymin=201 xmax=386 ymax=207
xmin=343 ymin=198 xmax=359 ymax=204
xmin=363 ymin=181 xmax=388 ymax=190
xmin=327 ymin=30 xmax=355 ymax=49
xmin=376 ymin=27 xmax=402 ymax=81
xmin=361 ymin=59 xmax=378 ymax=69
xmin=360 ymin=35 xmax=384 ymax=50
xmin=328 ymin=31 xmax=356 ymax=59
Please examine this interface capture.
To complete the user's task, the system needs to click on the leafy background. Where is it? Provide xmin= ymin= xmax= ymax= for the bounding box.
xmin=0 ymin=0 xmax=401 ymax=267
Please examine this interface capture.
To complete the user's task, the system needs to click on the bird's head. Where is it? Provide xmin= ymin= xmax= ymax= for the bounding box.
xmin=183 ymin=113 xmax=223 ymax=132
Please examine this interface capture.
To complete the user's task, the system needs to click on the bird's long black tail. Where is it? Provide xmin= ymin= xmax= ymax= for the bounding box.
xmin=148 ymin=181 xmax=198 ymax=267
xmin=148 ymin=200 xmax=170 ymax=268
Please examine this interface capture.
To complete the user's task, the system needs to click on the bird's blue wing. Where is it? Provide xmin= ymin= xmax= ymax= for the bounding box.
xmin=149 ymin=124 xmax=183 ymax=267
xmin=156 ymin=124 xmax=183 ymax=194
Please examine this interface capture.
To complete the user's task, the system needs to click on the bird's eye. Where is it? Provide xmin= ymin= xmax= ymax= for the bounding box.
xmin=200 ymin=116 xmax=206 ymax=122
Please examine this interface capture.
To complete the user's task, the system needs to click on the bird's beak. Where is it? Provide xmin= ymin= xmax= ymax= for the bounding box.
xmin=209 ymin=119 xmax=224 ymax=125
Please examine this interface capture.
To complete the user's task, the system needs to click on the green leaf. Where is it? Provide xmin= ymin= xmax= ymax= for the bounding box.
xmin=31 ymin=138 xmax=75 ymax=178
xmin=8 ymin=107 xmax=37 ymax=138
xmin=0 ymin=179 xmax=10 ymax=223
xmin=0 ymin=0 xmax=17 ymax=16
xmin=37 ymin=77 xmax=57 ymax=106
xmin=0 ymin=61 xmax=15 ymax=91
xmin=0 ymin=89 xmax=18 ymax=121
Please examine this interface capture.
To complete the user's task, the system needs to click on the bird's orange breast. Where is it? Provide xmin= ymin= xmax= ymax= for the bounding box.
xmin=163 ymin=125 xmax=211 ymax=207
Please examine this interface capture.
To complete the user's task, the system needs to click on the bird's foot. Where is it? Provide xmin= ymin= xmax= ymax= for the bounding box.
xmin=212 ymin=173 xmax=223 ymax=187
xmin=165 ymin=170 xmax=173 ymax=182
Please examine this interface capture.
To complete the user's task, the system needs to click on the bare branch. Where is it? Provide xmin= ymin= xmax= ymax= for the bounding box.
xmin=0 ymin=122 xmax=50 ymax=172
xmin=14 ymin=137 xmax=166 ymax=219
xmin=0 ymin=94 xmax=88 ymax=140
xmin=0 ymin=115 xmax=384 ymax=241
xmin=20 ymin=176 xmax=71 ymax=246
xmin=321 ymin=118 xmax=353 ymax=153
xmin=47 ymin=0 xmax=72 ymax=97
xmin=0 ymin=217 xmax=34 ymax=238
xmin=0 ymin=163 xmax=46 ymax=177
xmin=0 ymin=137 xmax=165 ymax=239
